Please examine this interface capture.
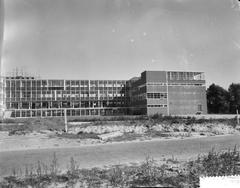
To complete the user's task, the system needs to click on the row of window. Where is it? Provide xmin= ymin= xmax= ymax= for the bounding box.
xmin=6 ymin=80 xmax=126 ymax=88
xmin=147 ymin=93 xmax=167 ymax=99
xmin=147 ymin=83 xmax=167 ymax=86
xmin=6 ymin=100 xmax=127 ymax=109
xmin=130 ymin=92 xmax=168 ymax=102
xmin=6 ymin=90 xmax=125 ymax=96
xmin=10 ymin=108 xmax=128 ymax=118
xmin=6 ymin=93 xmax=125 ymax=98
xmin=168 ymin=83 xmax=204 ymax=86
xmin=147 ymin=105 xmax=167 ymax=108
xmin=6 ymin=81 xmax=204 ymax=88
xmin=7 ymin=90 xmax=125 ymax=94
xmin=5 ymin=86 xmax=125 ymax=91
xmin=136 ymin=82 xmax=204 ymax=88
xmin=167 ymin=72 xmax=205 ymax=81
xmin=6 ymin=97 xmax=126 ymax=102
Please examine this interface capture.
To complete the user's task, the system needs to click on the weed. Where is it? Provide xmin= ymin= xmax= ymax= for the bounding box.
xmin=1 ymin=148 xmax=240 ymax=187
xmin=67 ymin=157 xmax=79 ymax=178
xmin=50 ymin=152 xmax=59 ymax=178
xmin=108 ymin=165 xmax=126 ymax=187
xmin=36 ymin=161 xmax=42 ymax=178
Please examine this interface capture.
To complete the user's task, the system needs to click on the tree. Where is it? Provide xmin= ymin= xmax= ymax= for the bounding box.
xmin=207 ymin=84 xmax=229 ymax=114
xmin=228 ymin=83 xmax=240 ymax=114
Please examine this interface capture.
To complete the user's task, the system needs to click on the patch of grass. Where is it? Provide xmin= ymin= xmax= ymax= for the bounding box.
xmin=146 ymin=131 xmax=170 ymax=138
xmin=58 ymin=132 xmax=100 ymax=140
xmin=25 ymin=118 xmax=65 ymax=131
xmin=150 ymin=114 xmax=239 ymax=127
xmin=8 ymin=124 xmax=33 ymax=136
xmin=109 ymin=132 xmax=142 ymax=142
xmin=0 ymin=118 xmax=16 ymax=123
xmin=69 ymin=115 xmax=148 ymax=122
xmin=2 ymin=118 xmax=65 ymax=135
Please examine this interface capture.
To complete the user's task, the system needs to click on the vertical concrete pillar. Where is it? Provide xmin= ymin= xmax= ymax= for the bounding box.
xmin=64 ymin=108 xmax=68 ymax=132
xmin=88 ymin=80 xmax=90 ymax=108
xmin=237 ymin=109 xmax=239 ymax=125
xmin=54 ymin=90 xmax=57 ymax=101
xmin=166 ymin=71 xmax=170 ymax=116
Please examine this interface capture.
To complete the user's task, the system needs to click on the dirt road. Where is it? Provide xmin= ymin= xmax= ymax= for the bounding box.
xmin=0 ymin=134 xmax=240 ymax=178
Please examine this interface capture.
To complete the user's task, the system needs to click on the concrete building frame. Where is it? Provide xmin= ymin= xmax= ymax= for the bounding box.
xmin=1 ymin=70 xmax=207 ymax=118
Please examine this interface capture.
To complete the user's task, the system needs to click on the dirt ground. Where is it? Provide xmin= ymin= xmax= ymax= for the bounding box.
xmin=0 ymin=120 xmax=239 ymax=152
xmin=1 ymin=134 xmax=240 ymax=179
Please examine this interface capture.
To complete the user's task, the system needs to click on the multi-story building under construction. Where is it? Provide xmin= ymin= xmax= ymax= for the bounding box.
xmin=1 ymin=70 xmax=207 ymax=118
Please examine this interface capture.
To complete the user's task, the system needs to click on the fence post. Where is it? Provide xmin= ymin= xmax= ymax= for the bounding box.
xmin=64 ymin=108 xmax=68 ymax=132
xmin=236 ymin=109 xmax=239 ymax=125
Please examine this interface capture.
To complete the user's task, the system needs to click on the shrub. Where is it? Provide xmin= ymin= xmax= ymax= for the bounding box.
xmin=187 ymin=146 xmax=240 ymax=178
xmin=108 ymin=165 xmax=126 ymax=187
xmin=131 ymin=156 xmax=163 ymax=186
xmin=67 ymin=157 xmax=79 ymax=178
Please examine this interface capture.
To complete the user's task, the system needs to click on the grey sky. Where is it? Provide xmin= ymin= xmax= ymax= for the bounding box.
xmin=0 ymin=0 xmax=4 ymax=72
xmin=2 ymin=0 xmax=240 ymax=88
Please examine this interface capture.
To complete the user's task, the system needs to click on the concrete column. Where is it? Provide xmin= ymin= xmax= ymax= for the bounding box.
xmin=64 ymin=109 xmax=68 ymax=132
xmin=166 ymin=71 xmax=170 ymax=116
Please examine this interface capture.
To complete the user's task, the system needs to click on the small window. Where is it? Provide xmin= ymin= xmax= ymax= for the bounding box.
xmin=198 ymin=104 xmax=202 ymax=111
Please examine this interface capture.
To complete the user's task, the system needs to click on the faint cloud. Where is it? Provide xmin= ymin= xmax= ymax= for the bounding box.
xmin=151 ymin=59 xmax=161 ymax=63
xmin=179 ymin=54 xmax=189 ymax=67
xmin=177 ymin=49 xmax=194 ymax=69
xmin=233 ymin=41 xmax=240 ymax=50
xmin=3 ymin=22 xmax=17 ymax=42
xmin=130 ymin=38 xmax=135 ymax=43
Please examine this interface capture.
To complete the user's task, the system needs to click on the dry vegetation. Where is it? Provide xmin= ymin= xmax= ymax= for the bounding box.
xmin=0 ymin=118 xmax=65 ymax=134
xmin=66 ymin=115 xmax=240 ymax=142
xmin=1 ymin=115 xmax=239 ymax=142
xmin=1 ymin=147 xmax=240 ymax=188
xmin=1 ymin=116 xmax=240 ymax=187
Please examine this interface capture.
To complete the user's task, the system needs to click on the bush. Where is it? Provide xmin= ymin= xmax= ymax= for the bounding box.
xmin=187 ymin=146 xmax=240 ymax=179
